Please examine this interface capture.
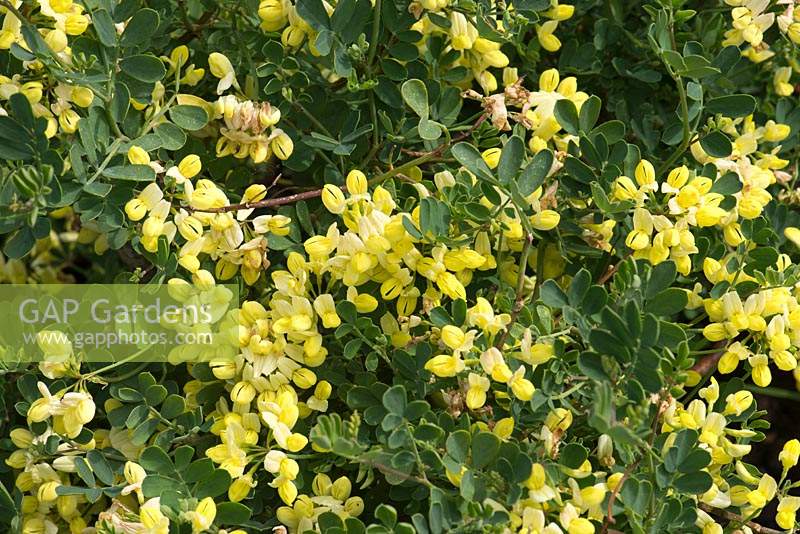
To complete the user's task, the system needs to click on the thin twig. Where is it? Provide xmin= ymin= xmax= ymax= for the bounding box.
xmin=401 ymin=115 xmax=487 ymax=157
xmin=601 ymin=396 xmax=667 ymax=533
xmin=188 ymin=114 xmax=487 ymax=214
xmin=598 ymin=253 xmax=631 ymax=285
xmin=690 ymin=341 xmax=726 ymax=375
xmin=699 ymin=504 xmax=783 ymax=534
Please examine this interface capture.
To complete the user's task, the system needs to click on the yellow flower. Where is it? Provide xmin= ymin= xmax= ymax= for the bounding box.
xmin=774 ymin=67 xmax=794 ymax=96
xmin=37 ymin=481 xmax=60 ymax=502
xmin=531 ymin=210 xmax=560 ymax=231
xmin=567 ymin=517 xmax=594 ymax=534
xmin=777 ymin=496 xmax=800 ymax=530
xmin=44 ymin=29 xmax=68 ymax=52
xmin=425 ymin=354 xmax=465 ymax=377
xmin=140 ymin=498 xmax=170 ymax=531
xmin=545 ymin=407 xmax=573 ymax=432
xmin=322 ymin=184 xmax=347 ymax=214
xmin=191 ymin=497 xmax=216 ymax=532
xmin=780 ymin=439 xmax=800 ymax=471
xmin=494 ymin=417 xmax=514 ymax=439
xmin=64 ymin=14 xmax=89 ymax=35
xmin=71 ymin=86 xmax=94 ymax=107
xmin=748 ymin=354 xmax=771 ymax=387
xmin=228 ymin=474 xmax=256 ymax=502
xmin=127 ymin=146 xmax=150 ymax=166
xmin=466 ymin=373 xmax=490 ymax=409
xmin=178 ymin=154 xmax=202 ymax=179
xmin=208 ymin=52 xmax=237 ymax=94
xmin=481 ymin=147 xmax=502 ymax=169
xmin=508 ymin=366 xmax=535 ymax=401
xmin=786 ymin=226 xmax=800 ymax=248
xmin=271 ymin=131 xmax=294 ymax=160
xmin=762 ymin=120 xmax=791 ymax=142
xmin=634 ymin=159 xmax=656 ymax=189
xmin=537 ymin=20 xmax=562 ymax=52
xmin=346 ymin=169 xmax=368 ymax=195
xmin=723 ymin=390 xmax=754 ymax=416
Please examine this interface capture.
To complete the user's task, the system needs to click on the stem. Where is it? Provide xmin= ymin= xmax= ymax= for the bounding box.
xmin=744 ymin=384 xmax=800 ymax=402
xmin=366 ymin=0 xmax=382 ymax=66
xmin=105 ymin=105 xmax=127 ymax=140
xmin=188 ymin=114 xmax=488 ymax=214
xmin=82 ymin=346 xmax=150 ymax=380
xmin=494 ymin=234 xmax=533 ymax=350
xmin=293 ymin=102 xmax=334 ymax=138
xmin=655 ymin=10 xmax=693 ymax=177
xmin=86 ymin=138 xmax=125 ymax=185
xmin=657 ymin=78 xmax=690 ymax=176
xmin=699 ymin=504 xmax=783 ymax=534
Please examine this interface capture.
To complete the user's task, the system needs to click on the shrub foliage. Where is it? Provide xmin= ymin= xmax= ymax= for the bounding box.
xmin=3 ymin=0 xmax=800 ymax=533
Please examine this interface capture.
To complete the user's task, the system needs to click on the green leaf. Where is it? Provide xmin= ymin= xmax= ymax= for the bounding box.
xmin=295 ymin=0 xmax=331 ymax=31
xmin=102 ymin=165 xmax=156 ymax=181
xmin=419 ymin=197 xmax=451 ymax=236
xmin=57 ymin=486 xmax=103 ymax=503
xmin=710 ymin=172 xmax=742 ymax=195
xmin=592 ymin=120 xmax=626 ymax=144
xmin=518 ymin=149 xmax=553 ymax=197
xmin=699 ymin=131 xmax=732 ymax=158
xmin=497 ymin=136 xmax=524 ymax=184
xmin=215 ymin=502 xmax=252 ymax=524
xmin=540 ymin=280 xmax=568 ymax=308
xmin=375 ymin=504 xmax=398 ymax=528
xmin=418 ymin=117 xmax=442 ymax=140
xmin=647 ymin=261 xmax=677 ymax=298
xmin=145 ymin=384 xmax=167 ymax=406
xmin=92 ymin=9 xmax=118 ymax=47
xmin=560 ymin=442 xmax=588 ymax=469
xmin=429 ymin=306 xmax=451 ymax=327
xmin=197 ymin=469 xmax=232 ymax=498
xmin=319 ymin=512 xmax=345 ymax=531
xmin=336 ymin=300 xmax=358 ymax=323
xmin=646 ymin=288 xmax=688 ymax=316
xmin=510 ymin=0 xmax=550 ymax=12
xmin=445 ymin=430 xmax=470 ymax=463
xmin=86 ymin=450 xmax=115 ymax=485
xmin=451 ymin=142 xmax=494 ymax=182
xmin=160 ymin=394 xmax=187 ymax=419
xmin=132 ymin=418 xmax=160 ymax=445
xmin=155 ymin=122 xmax=187 ymax=150
xmin=401 ymin=79 xmax=429 ymax=119
xmin=678 ymin=449 xmax=711 ymax=473
xmin=120 ymin=55 xmax=166 ymax=83
xmin=139 ymin=446 xmax=175 ymax=475
xmin=184 ymin=459 xmax=215 ymax=484
xmin=564 ymin=156 xmax=595 ymax=183
xmin=74 ymin=457 xmax=96 ymax=487
xmin=579 ymin=95 xmax=602 ymax=132
xmin=382 ymin=385 xmax=407 ymax=415
xmin=578 ymin=352 xmax=609 ymax=381
xmin=111 ymin=82 xmax=130 ymax=122
xmin=3 ymin=227 xmax=35 ymax=259
xmin=121 ymin=9 xmax=160 ymax=47
xmin=674 ymin=471 xmax=712 ymax=494
xmin=0 ymin=481 xmax=14 ymax=518
xmin=142 ymin=475 xmax=176 ymax=498
xmin=471 ymin=432 xmax=500 ymax=468
xmin=705 ymin=94 xmax=757 ymax=118
xmin=0 ymin=117 xmax=34 ymax=160
xmin=169 ymin=105 xmax=209 ymax=130
xmin=554 ymin=99 xmax=579 ymax=135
